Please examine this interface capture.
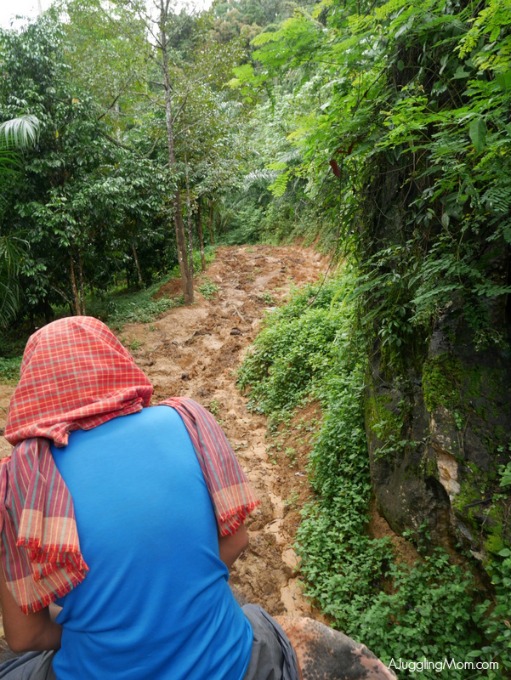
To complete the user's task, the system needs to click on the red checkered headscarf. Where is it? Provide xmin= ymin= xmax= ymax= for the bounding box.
xmin=0 ymin=316 xmax=258 ymax=613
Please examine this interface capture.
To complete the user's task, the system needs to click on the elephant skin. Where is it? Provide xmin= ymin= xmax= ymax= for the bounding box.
xmin=275 ymin=616 xmax=397 ymax=680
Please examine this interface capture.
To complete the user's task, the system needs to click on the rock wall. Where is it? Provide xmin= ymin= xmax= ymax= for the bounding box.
xmin=366 ymin=307 xmax=511 ymax=562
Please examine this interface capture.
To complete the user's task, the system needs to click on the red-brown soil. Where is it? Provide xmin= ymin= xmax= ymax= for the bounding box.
xmin=121 ymin=244 xmax=329 ymax=617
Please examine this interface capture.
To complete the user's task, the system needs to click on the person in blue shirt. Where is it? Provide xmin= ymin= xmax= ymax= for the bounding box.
xmin=0 ymin=317 xmax=396 ymax=680
xmin=0 ymin=317 xmax=301 ymax=679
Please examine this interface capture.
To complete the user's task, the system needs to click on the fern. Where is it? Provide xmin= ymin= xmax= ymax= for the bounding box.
xmin=268 ymin=169 xmax=290 ymax=197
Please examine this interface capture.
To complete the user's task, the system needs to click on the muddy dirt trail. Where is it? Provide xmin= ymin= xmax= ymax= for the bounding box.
xmin=124 ymin=244 xmax=328 ymax=617
xmin=0 ymin=244 xmax=330 ymax=632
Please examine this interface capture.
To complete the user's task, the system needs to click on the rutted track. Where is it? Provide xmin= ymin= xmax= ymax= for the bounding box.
xmin=122 ymin=244 xmax=328 ymax=616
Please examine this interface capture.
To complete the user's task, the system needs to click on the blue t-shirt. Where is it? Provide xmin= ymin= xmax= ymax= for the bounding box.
xmin=51 ymin=406 xmax=253 ymax=679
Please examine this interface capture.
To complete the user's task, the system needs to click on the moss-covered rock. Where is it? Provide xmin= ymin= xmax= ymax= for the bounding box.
xmin=365 ymin=310 xmax=511 ymax=562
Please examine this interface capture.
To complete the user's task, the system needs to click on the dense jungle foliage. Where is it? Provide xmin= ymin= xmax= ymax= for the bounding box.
xmin=1 ymin=0 xmax=510 ymax=676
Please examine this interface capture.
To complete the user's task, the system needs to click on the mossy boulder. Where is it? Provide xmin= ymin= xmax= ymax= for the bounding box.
xmin=366 ymin=310 xmax=511 ymax=560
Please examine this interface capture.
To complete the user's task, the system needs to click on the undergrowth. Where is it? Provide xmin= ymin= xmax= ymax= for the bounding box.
xmin=92 ymin=248 xmax=215 ymax=328
xmin=238 ymin=272 xmax=510 ymax=678
xmin=0 ymin=356 xmax=22 ymax=384
xmin=100 ymin=288 xmax=182 ymax=329
xmin=0 ymin=331 xmax=30 ymax=382
xmin=237 ymin=282 xmax=342 ymax=427
xmin=0 ymin=249 xmax=216 ymax=379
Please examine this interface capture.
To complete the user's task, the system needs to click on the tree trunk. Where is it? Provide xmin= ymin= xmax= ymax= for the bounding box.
xmin=208 ymin=200 xmax=215 ymax=245
xmin=69 ymin=253 xmax=81 ymax=316
xmin=78 ymin=250 xmax=85 ymax=315
xmin=131 ymin=239 xmax=144 ymax=287
xmin=174 ymin=191 xmax=193 ymax=303
xmin=159 ymin=1 xmax=193 ymax=304
xmin=184 ymin=159 xmax=194 ymax=300
xmin=197 ymin=198 xmax=206 ymax=272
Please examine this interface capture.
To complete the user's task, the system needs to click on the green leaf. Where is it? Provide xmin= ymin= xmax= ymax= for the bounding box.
xmin=495 ymin=71 xmax=511 ymax=92
xmin=453 ymin=66 xmax=471 ymax=79
xmin=468 ymin=117 xmax=487 ymax=153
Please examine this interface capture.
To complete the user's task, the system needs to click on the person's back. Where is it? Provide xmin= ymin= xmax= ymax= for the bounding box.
xmin=51 ymin=405 xmax=253 ymax=679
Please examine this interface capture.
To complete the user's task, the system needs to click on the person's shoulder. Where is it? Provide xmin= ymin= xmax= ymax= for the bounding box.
xmin=142 ymin=404 xmax=183 ymax=425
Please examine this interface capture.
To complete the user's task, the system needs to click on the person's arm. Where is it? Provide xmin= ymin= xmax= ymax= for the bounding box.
xmin=218 ymin=524 xmax=249 ymax=569
xmin=0 ymin=568 xmax=62 ymax=653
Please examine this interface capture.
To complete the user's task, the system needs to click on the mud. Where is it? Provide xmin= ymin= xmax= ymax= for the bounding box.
xmin=126 ymin=244 xmax=329 ymax=617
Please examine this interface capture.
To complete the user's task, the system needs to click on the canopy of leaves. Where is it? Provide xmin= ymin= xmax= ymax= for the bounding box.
xmin=0 ymin=0 xmax=251 ymax=325
xmin=237 ymin=0 xmax=511 ymax=360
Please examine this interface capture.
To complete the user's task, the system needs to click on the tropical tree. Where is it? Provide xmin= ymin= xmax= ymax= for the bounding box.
xmin=0 ymin=114 xmax=40 ymax=326
xmin=62 ymin=0 xmax=150 ymax=132
xmin=126 ymin=0 xmax=251 ymax=301
xmin=0 ymin=9 xmax=176 ymax=321
xmin=152 ymin=0 xmax=195 ymax=303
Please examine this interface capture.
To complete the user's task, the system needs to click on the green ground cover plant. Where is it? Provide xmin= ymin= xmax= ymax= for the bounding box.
xmin=198 ymin=279 xmax=219 ymax=300
xmin=0 ymin=356 xmax=22 ymax=384
xmin=0 ymin=254 xmax=218 ymax=376
xmin=239 ymin=272 xmax=510 ymax=677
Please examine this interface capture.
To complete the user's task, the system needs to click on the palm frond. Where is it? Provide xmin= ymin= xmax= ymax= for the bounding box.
xmin=0 ymin=236 xmax=26 ymax=327
xmin=0 ymin=115 xmax=40 ymax=149
xmin=0 ymin=235 xmax=27 ymax=274
xmin=0 ymin=150 xmax=21 ymax=176
xmin=242 ymin=169 xmax=278 ymax=191
xmin=0 ymin=277 xmax=20 ymax=328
